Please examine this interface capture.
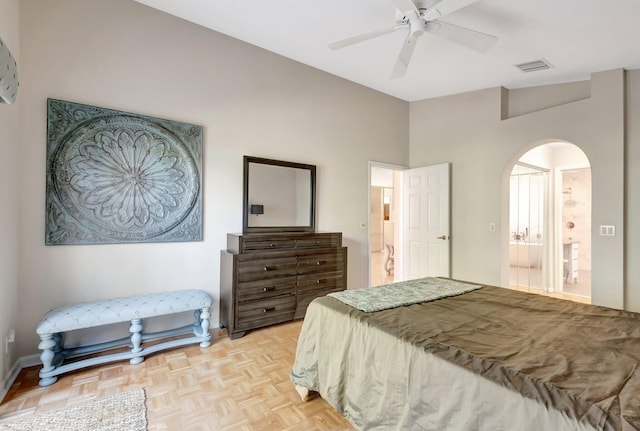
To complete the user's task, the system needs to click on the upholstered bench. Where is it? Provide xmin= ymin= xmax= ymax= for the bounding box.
xmin=36 ymin=289 xmax=212 ymax=386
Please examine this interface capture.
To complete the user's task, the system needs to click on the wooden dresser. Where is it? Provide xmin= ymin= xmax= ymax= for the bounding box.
xmin=220 ymin=232 xmax=347 ymax=339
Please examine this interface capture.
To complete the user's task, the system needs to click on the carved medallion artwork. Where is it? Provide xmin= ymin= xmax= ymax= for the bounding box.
xmin=46 ymin=99 xmax=203 ymax=245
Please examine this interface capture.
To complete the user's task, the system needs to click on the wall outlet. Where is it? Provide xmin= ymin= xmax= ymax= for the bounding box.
xmin=489 ymin=222 xmax=496 ymax=232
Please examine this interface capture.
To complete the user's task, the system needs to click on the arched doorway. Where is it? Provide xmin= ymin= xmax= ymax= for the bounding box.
xmin=506 ymin=142 xmax=591 ymax=303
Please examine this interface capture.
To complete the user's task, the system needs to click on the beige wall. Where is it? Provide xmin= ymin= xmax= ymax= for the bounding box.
xmin=0 ymin=0 xmax=20 ymax=393
xmin=625 ymin=71 xmax=640 ymax=310
xmin=410 ymin=70 xmax=626 ymax=310
xmin=7 ymin=0 xmax=640 ymax=374
xmin=15 ymin=0 xmax=409 ymax=357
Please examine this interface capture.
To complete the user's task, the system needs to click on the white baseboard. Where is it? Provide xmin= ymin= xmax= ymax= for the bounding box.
xmin=18 ymin=354 xmax=41 ymax=368
xmin=1 ymin=354 xmax=41 ymax=402
xmin=1 ymin=359 xmax=20 ymax=402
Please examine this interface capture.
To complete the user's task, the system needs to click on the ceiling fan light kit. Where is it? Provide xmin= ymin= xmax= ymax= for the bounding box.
xmin=0 ymin=37 xmax=19 ymax=104
xmin=329 ymin=0 xmax=497 ymax=79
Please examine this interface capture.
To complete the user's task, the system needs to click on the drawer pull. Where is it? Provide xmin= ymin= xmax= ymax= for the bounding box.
xmin=316 ymin=279 xmax=327 ymax=284
xmin=263 ymin=287 xmax=276 ymax=292
xmin=263 ymin=307 xmax=275 ymax=313
xmin=270 ymin=244 xmax=275 ymax=247
xmin=316 ymin=260 xmax=326 ymax=265
xmin=264 ymin=265 xmax=277 ymax=271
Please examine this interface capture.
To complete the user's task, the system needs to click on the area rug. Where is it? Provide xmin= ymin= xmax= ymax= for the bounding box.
xmin=0 ymin=388 xmax=147 ymax=431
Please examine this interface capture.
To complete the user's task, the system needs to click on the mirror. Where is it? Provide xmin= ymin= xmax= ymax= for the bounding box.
xmin=243 ymin=156 xmax=316 ymax=233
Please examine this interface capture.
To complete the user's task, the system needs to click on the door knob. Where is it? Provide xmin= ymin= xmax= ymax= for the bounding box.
xmin=437 ymin=235 xmax=449 ymax=240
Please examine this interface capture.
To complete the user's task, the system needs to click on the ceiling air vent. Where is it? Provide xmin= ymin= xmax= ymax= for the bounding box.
xmin=515 ymin=59 xmax=552 ymax=73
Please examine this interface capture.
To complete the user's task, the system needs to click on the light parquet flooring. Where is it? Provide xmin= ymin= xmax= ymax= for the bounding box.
xmin=0 ymin=321 xmax=354 ymax=431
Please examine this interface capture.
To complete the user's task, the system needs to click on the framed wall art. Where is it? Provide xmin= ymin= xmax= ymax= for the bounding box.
xmin=46 ymin=99 xmax=203 ymax=245
xmin=0 ymin=37 xmax=19 ymax=104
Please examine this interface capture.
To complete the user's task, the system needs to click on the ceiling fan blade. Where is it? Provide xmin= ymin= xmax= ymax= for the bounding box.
xmin=425 ymin=20 xmax=497 ymax=52
xmin=391 ymin=33 xmax=419 ymax=79
xmin=391 ymin=0 xmax=420 ymax=14
xmin=424 ymin=0 xmax=479 ymax=19
xmin=329 ymin=25 xmax=405 ymax=50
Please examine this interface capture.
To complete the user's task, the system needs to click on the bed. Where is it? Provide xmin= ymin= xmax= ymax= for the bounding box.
xmin=291 ymin=278 xmax=640 ymax=431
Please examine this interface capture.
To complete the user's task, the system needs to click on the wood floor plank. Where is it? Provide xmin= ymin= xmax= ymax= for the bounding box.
xmin=0 ymin=321 xmax=354 ymax=430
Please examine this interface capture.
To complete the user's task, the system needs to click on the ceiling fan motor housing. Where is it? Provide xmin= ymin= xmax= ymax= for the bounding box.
xmin=415 ymin=0 xmax=442 ymax=10
xmin=395 ymin=0 xmax=441 ymax=24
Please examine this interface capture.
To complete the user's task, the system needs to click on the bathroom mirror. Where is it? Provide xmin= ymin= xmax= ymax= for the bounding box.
xmin=243 ymin=156 xmax=316 ymax=233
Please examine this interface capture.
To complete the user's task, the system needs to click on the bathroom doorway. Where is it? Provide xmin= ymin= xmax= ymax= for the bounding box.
xmin=560 ymin=168 xmax=591 ymax=299
xmin=370 ymin=164 xmax=403 ymax=287
xmin=507 ymin=142 xmax=591 ymax=302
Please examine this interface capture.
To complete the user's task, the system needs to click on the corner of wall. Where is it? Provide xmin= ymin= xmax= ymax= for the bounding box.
xmin=0 ymin=0 xmax=21 ymax=399
xmin=500 ymin=87 xmax=509 ymax=121
xmin=503 ymin=80 xmax=591 ymax=120
xmin=1 ymin=354 xmax=40 ymax=403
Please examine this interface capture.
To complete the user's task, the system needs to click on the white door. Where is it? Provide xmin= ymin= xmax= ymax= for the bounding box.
xmin=402 ymin=163 xmax=450 ymax=279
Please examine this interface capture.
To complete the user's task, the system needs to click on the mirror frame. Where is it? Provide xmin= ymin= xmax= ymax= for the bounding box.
xmin=242 ymin=156 xmax=316 ymax=234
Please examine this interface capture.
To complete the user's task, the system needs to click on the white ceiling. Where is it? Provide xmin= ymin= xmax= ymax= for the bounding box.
xmin=135 ymin=0 xmax=640 ymax=102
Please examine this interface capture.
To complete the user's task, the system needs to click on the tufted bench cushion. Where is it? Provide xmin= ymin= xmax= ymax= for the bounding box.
xmin=37 ymin=289 xmax=213 ymax=335
xmin=36 ymin=289 xmax=213 ymax=386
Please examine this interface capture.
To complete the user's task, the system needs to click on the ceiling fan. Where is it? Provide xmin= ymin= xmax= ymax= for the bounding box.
xmin=329 ymin=0 xmax=498 ymax=79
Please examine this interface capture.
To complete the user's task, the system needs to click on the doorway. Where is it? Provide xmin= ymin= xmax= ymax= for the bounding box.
xmin=369 ymin=162 xmax=451 ymax=287
xmin=507 ymin=142 xmax=591 ymax=302
xmin=370 ymin=165 xmax=402 ymax=287
xmin=560 ymin=168 xmax=592 ymax=298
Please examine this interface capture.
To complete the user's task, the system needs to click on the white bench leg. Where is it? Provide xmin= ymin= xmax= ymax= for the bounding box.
xmin=129 ymin=319 xmax=144 ymax=365
xmin=197 ymin=307 xmax=211 ymax=348
xmin=51 ymin=333 xmax=64 ymax=365
xmin=38 ymin=334 xmax=59 ymax=386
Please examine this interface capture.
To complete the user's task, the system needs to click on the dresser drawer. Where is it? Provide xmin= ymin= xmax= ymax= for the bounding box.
xmin=295 ymin=286 xmax=344 ymax=319
xmin=236 ymin=295 xmax=296 ymax=330
xmin=296 ymin=234 xmax=341 ymax=249
xmin=297 ymin=252 xmax=344 ymax=274
xmin=238 ymin=256 xmax=297 ymax=282
xmin=237 ymin=276 xmax=296 ymax=302
xmin=243 ymin=239 xmax=296 ymax=252
xmin=297 ymin=270 xmax=344 ymax=294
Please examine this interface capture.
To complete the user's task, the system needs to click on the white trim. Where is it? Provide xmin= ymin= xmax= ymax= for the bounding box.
xmin=18 ymin=354 xmax=41 ymax=368
xmin=1 ymin=354 xmax=41 ymax=402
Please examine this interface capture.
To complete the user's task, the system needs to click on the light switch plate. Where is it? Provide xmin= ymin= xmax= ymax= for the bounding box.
xmin=600 ymin=225 xmax=615 ymax=236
